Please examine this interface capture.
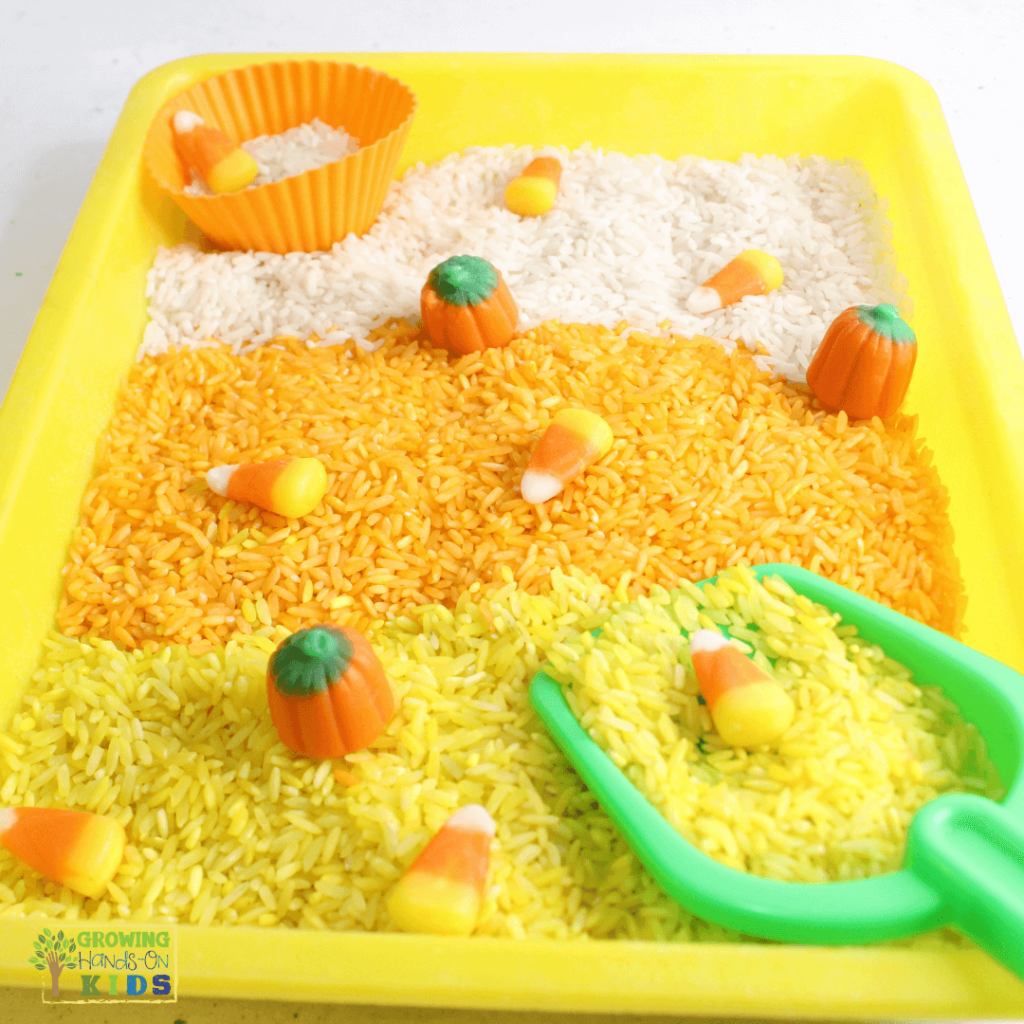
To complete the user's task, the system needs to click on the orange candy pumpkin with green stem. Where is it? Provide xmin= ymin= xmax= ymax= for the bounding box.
xmin=806 ymin=303 xmax=917 ymax=421
xmin=421 ymin=255 xmax=519 ymax=355
xmin=267 ymin=624 xmax=394 ymax=760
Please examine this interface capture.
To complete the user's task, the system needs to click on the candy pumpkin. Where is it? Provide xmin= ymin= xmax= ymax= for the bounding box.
xmin=806 ymin=303 xmax=917 ymax=421
xmin=267 ymin=624 xmax=394 ymax=759
xmin=421 ymin=255 xmax=519 ymax=355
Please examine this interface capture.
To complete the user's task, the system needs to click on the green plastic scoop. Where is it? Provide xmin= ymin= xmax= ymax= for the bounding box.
xmin=529 ymin=563 xmax=1024 ymax=978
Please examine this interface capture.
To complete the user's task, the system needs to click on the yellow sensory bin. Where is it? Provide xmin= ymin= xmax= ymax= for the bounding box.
xmin=0 ymin=53 xmax=1023 ymax=1022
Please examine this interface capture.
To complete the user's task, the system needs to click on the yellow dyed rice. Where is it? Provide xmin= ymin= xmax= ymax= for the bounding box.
xmin=0 ymin=569 xmax=991 ymax=949
xmin=547 ymin=565 xmax=1001 ymax=883
xmin=56 ymin=321 xmax=964 ymax=651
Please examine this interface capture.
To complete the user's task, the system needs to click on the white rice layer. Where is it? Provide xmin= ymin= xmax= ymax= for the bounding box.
xmin=145 ymin=145 xmax=907 ymax=381
xmin=244 ymin=118 xmax=359 ymax=185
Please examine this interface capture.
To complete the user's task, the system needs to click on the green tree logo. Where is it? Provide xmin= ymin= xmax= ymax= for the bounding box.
xmin=29 ymin=928 xmax=77 ymax=999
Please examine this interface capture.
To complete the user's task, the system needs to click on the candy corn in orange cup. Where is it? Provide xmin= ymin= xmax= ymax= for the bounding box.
xmin=689 ymin=629 xmax=795 ymax=747
xmin=144 ymin=60 xmax=416 ymax=253
xmin=521 ymin=408 xmax=613 ymax=504
xmin=0 ymin=807 xmax=126 ymax=898
xmin=206 ymin=457 xmax=328 ymax=518
xmin=686 ymin=249 xmax=784 ymax=314
xmin=387 ymin=805 xmax=496 ymax=936
xmin=173 ymin=110 xmax=259 ymax=194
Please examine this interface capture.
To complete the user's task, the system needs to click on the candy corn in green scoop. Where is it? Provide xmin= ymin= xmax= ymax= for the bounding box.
xmin=690 ymin=629 xmax=795 ymax=747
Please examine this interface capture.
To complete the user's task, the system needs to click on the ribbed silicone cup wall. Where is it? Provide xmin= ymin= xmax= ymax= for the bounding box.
xmin=143 ymin=60 xmax=416 ymax=253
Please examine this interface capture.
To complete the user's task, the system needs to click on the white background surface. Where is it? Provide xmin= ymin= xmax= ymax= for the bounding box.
xmin=0 ymin=4 xmax=1022 ymax=1021
xmin=1 ymin=0 xmax=1023 ymax=406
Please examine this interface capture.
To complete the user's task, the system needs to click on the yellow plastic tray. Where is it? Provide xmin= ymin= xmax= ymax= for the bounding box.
xmin=0 ymin=53 xmax=1022 ymax=1020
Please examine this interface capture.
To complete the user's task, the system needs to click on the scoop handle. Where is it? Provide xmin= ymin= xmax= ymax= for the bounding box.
xmin=906 ymin=792 xmax=1024 ymax=978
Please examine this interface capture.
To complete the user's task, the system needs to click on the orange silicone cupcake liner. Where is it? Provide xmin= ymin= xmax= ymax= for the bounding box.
xmin=144 ymin=60 xmax=416 ymax=254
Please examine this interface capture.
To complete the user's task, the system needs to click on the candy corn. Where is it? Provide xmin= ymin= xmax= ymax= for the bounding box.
xmin=521 ymin=408 xmax=613 ymax=504
xmin=505 ymin=156 xmax=562 ymax=217
xmin=689 ymin=629 xmax=795 ymax=747
xmin=686 ymin=249 xmax=784 ymax=314
xmin=0 ymin=807 xmax=126 ymax=898
xmin=206 ymin=457 xmax=328 ymax=518
xmin=387 ymin=805 xmax=495 ymax=936
xmin=173 ymin=109 xmax=259 ymax=195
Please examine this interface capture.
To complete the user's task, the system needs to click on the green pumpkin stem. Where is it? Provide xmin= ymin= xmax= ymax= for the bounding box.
xmin=428 ymin=255 xmax=499 ymax=307
xmin=270 ymin=625 xmax=352 ymax=697
xmin=857 ymin=303 xmax=916 ymax=344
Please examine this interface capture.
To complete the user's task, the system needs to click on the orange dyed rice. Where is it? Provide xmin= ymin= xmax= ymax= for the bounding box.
xmin=56 ymin=321 xmax=964 ymax=649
